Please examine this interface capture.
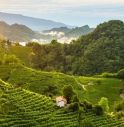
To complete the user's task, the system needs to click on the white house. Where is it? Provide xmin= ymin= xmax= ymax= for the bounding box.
xmin=56 ymin=96 xmax=67 ymax=107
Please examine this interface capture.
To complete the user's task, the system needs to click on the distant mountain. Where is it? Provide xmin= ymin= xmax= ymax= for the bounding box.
xmin=0 ymin=21 xmax=40 ymax=42
xmin=0 ymin=12 xmax=69 ymax=31
xmin=43 ymin=27 xmax=71 ymax=33
xmin=42 ymin=25 xmax=94 ymax=39
xmin=66 ymin=25 xmax=94 ymax=38
xmin=0 ymin=12 xmax=94 ymax=42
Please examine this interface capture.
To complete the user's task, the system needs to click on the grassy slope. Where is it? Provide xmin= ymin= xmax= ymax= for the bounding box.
xmin=0 ymin=64 xmax=123 ymax=110
xmin=76 ymin=77 xmax=123 ymax=107
xmin=0 ymin=64 xmax=81 ymax=95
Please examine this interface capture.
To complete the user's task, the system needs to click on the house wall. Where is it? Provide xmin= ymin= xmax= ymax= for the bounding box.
xmin=57 ymin=101 xmax=65 ymax=107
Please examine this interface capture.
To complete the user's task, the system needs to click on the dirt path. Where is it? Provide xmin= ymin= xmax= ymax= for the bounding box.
xmin=73 ymin=76 xmax=87 ymax=91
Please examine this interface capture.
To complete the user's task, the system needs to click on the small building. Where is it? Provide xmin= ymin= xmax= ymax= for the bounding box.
xmin=56 ymin=96 xmax=67 ymax=107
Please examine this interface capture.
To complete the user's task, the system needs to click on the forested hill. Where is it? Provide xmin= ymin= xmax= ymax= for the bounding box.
xmin=24 ymin=20 xmax=124 ymax=75
xmin=73 ymin=20 xmax=124 ymax=75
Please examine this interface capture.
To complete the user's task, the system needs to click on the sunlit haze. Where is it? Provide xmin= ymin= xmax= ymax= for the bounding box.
xmin=0 ymin=0 xmax=124 ymax=26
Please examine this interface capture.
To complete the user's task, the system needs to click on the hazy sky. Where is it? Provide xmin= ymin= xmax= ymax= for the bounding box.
xmin=0 ymin=0 xmax=124 ymax=26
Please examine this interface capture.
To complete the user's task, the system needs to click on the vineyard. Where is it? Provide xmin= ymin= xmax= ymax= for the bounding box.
xmin=0 ymin=80 xmax=124 ymax=127
xmin=81 ymin=111 xmax=124 ymax=127
xmin=0 ymin=80 xmax=79 ymax=127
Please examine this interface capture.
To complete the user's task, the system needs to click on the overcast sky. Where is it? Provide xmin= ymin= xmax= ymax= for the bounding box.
xmin=0 ymin=0 xmax=124 ymax=27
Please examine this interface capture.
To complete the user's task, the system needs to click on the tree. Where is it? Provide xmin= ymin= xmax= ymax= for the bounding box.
xmin=51 ymin=39 xmax=58 ymax=44
xmin=117 ymin=69 xmax=124 ymax=79
xmin=63 ymin=85 xmax=75 ymax=103
xmin=98 ymin=97 xmax=109 ymax=112
xmin=3 ymin=54 xmax=20 ymax=64
xmin=68 ymin=102 xmax=79 ymax=112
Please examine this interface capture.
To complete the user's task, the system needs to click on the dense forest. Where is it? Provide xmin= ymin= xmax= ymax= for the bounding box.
xmin=25 ymin=20 xmax=124 ymax=75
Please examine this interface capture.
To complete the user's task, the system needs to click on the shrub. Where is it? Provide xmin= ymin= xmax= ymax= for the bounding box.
xmin=115 ymin=101 xmax=124 ymax=112
xmin=119 ymin=88 xmax=124 ymax=94
xmin=81 ymin=119 xmax=93 ymax=127
xmin=3 ymin=54 xmax=20 ymax=64
xmin=68 ymin=102 xmax=79 ymax=112
xmin=117 ymin=69 xmax=124 ymax=79
xmin=116 ymin=111 xmax=124 ymax=119
xmin=94 ymin=105 xmax=104 ymax=115
xmin=101 ymin=72 xmax=117 ymax=78
xmin=98 ymin=97 xmax=109 ymax=112
xmin=81 ymin=100 xmax=93 ymax=110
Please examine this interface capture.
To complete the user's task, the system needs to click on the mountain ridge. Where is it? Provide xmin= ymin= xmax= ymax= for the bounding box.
xmin=0 ymin=12 xmax=70 ymax=31
xmin=0 ymin=21 xmax=40 ymax=42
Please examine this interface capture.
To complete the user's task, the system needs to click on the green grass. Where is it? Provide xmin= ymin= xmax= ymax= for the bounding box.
xmin=76 ymin=77 xmax=123 ymax=108
xmin=0 ymin=64 xmax=81 ymax=96
xmin=0 ymin=64 xmax=123 ymax=110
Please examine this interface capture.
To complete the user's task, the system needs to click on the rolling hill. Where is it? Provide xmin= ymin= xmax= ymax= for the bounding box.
xmin=0 ymin=64 xmax=123 ymax=109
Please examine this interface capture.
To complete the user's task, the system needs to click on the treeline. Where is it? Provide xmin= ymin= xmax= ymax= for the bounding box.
xmin=27 ymin=20 xmax=124 ymax=75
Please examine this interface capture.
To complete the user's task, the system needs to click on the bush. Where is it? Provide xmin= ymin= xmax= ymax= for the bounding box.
xmin=119 ymin=88 xmax=124 ymax=94
xmin=117 ymin=69 xmax=124 ymax=79
xmin=101 ymin=72 xmax=117 ymax=78
xmin=98 ymin=97 xmax=109 ymax=112
xmin=68 ymin=102 xmax=79 ymax=112
xmin=3 ymin=54 xmax=20 ymax=64
xmin=81 ymin=119 xmax=93 ymax=127
xmin=81 ymin=100 xmax=93 ymax=110
xmin=115 ymin=101 xmax=124 ymax=112
xmin=94 ymin=105 xmax=104 ymax=115
xmin=116 ymin=111 xmax=124 ymax=119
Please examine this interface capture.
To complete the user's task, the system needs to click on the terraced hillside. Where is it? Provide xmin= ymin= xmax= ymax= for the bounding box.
xmin=0 ymin=80 xmax=79 ymax=127
xmin=0 ymin=64 xmax=123 ymax=109
xmin=81 ymin=110 xmax=124 ymax=127
xmin=0 ymin=80 xmax=124 ymax=127
xmin=0 ymin=64 xmax=81 ymax=95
